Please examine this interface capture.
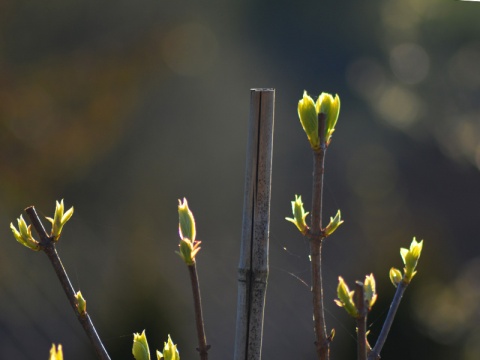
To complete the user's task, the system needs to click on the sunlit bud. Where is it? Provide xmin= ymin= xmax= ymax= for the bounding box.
xmin=400 ymin=237 xmax=423 ymax=282
xmin=176 ymin=238 xmax=202 ymax=265
xmin=45 ymin=199 xmax=74 ymax=241
xmin=75 ymin=291 xmax=87 ymax=315
xmin=178 ymin=198 xmax=196 ymax=242
xmin=285 ymin=195 xmax=309 ymax=234
xmin=324 ymin=210 xmax=344 ymax=236
xmin=133 ymin=330 xmax=151 ymax=360
xmin=298 ymin=91 xmax=320 ymax=150
xmin=334 ymin=277 xmax=358 ymax=317
xmin=329 ymin=328 xmax=335 ymax=341
xmin=316 ymin=92 xmax=340 ymax=145
xmin=157 ymin=335 xmax=180 ymax=360
xmin=10 ymin=215 xmax=40 ymax=251
xmin=363 ymin=274 xmax=377 ymax=309
xmin=389 ymin=267 xmax=403 ymax=287
xmin=49 ymin=344 xmax=63 ymax=360
xmin=177 ymin=198 xmax=201 ymax=265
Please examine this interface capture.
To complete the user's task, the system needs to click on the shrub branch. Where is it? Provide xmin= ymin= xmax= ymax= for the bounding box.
xmin=354 ymin=282 xmax=368 ymax=360
xmin=368 ymin=281 xmax=408 ymax=360
xmin=308 ymin=113 xmax=330 ymax=360
xmin=25 ymin=206 xmax=111 ymax=360
xmin=187 ymin=263 xmax=210 ymax=360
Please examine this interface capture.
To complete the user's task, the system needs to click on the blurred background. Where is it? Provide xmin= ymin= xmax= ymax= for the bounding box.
xmin=1 ymin=0 xmax=479 ymax=359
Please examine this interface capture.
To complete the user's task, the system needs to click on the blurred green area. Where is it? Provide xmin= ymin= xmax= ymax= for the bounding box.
xmin=1 ymin=0 xmax=480 ymax=359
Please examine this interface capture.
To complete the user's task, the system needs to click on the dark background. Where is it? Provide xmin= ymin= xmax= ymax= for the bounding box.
xmin=1 ymin=0 xmax=480 ymax=359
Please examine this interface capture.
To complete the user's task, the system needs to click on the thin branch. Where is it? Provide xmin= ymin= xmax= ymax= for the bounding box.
xmin=368 ymin=281 xmax=408 ymax=360
xmin=25 ymin=206 xmax=111 ymax=360
xmin=308 ymin=113 xmax=330 ymax=360
xmin=188 ymin=264 xmax=210 ymax=360
xmin=354 ymin=282 xmax=367 ymax=360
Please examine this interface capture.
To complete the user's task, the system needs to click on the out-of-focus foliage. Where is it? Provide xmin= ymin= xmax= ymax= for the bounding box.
xmin=345 ymin=0 xmax=480 ymax=167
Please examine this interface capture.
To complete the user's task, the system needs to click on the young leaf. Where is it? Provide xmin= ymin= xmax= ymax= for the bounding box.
xmin=10 ymin=215 xmax=40 ymax=251
xmin=285 ymin=194 xmax=309 ymax=234
xmin=45 ymin=199 xmax=74 ymax=241
xmin=133 ymin=330 xmax=151 ymax=360
xmin=157 ymin=335 xmax=180 ymax=360
xmin=49 ymin=344 xmax=63 ymax=360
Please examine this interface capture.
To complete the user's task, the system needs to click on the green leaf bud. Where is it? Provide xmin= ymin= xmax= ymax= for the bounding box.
xmin=363 ymin=273 xmax=377 ymax=309
xmin=285 ymin=195 xmax=309 ymax=234
xmin=400 ymin=237 xmax=423 ymax=282
xmin=49 ymin=344 xmax=63 ymax=360
xmin=46 ymin=199 xmax=74 ymax=241
xmin=157 ymin=335 xmax=180 ymax=360
xmin=10 ymin=215 xmax=40 ymax=251
xmin=178 ymin=198 xmax=196 ymax=242
xmin=334 ymin=276 xmax=358 ymax=317
xmin=133 ymin=330 xmax=151 ymax=360
xmin=75 ymin=291 xmax=87 ymax=315
xmin=324 ymin=210 xmax=344 ymax=236
xmin=298 ymin=91 xmax=320 ymax=150
xmin=176 ymin=238 xmax=201 ymax=265
xmin=316 ymin=92 xmax=341 ymax=145
xmin=389 ymin=267 xmax=403 ymax=287
xmin=329 ymin=328 xmax=335 ymax=341
xmin=177 ymin=198 xmax=201 ymax=265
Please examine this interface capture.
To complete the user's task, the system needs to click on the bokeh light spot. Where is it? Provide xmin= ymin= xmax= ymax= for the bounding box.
xmin=413 ymin=258 xmax=480 ymax=346
xmin=390 ymin=43 xmax=430 ymax=85
xmin=375 ymin=85 xmax=423 ymax=129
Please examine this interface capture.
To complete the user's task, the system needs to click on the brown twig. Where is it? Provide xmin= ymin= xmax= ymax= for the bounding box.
xmin=354 ymin=282 xmax=368 ymax=360
xmin=188 ymin=263 xmax=210 ymax=360
xmin=368 ymin=281 xmax=408 ymax=360
xmin=25 ymin=206 xmax=111 ymax=360
xmin=308 ymin=113 xmax=330 ymax=360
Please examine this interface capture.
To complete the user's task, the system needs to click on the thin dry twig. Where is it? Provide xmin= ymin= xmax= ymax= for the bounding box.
xmin=368 ymin=281 xmax=408 ymax=360
xmin=308 ymin=113 xmax=331 ymax=360
xmin=354 ymin=282 xmax=368 ymax=360
xmin=25 ymin=206 xmax=111 ymax=360
xmin=188 ymin=263 xmax=210 ymax=360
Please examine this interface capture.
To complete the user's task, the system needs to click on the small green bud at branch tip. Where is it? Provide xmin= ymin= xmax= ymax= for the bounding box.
xmin=363 ymin=273 xmax=377 ymax=309
xmin=297 ymin=90 xmax=341 ymax=149
xmin=46 ymin=199 xmax=74 ymax=241
xmin=400 ymin=237 xmax=423 ymax=282
xmin=133 ymin=330 xmax=151 ymax=360
xmin=177 ymin=198 xmax=202 ymax=265
xmin=389 ymin=267 xmax=403 ymax=287
xmin=158 ymin=335 xmax=180 ymax=360
xmin=10 ymin=215 xmax=40 ymax=251
xmin=298 ymin=91 xmax=319 ymax=150
xmin=178 ymin=198 xmax=196 ymax=242
xmin=49 ymin=344 xmax=63 ymax=360
xmin=316 ymin=92 xmax=341 ymax=145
